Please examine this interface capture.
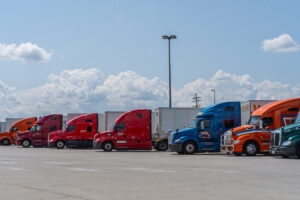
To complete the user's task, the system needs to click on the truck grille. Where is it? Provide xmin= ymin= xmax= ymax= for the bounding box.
xmin=270 ymin=130 xmax=281 ymax=147
xmin=222 ymin=132 xmax=232 ymax=146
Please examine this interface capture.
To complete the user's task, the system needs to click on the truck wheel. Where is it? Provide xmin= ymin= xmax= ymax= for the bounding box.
xmin=22 ymin=139 xmax=31 ymax=148
xmin=56 ymin=140 xmax=65 ymax=149
xmin=296 ymin=144 xmax=300 ymax=159
xmin=156 ymin=140 xmax=168 ymax=151
xmin=243 ymin=141 xmax=258 ymax=156
xmin=2 ymin=138 xmax=11 ymax=146
xmin=102 ymin=141 xmax=114 ymax=152
xmin=183 ymin=141 xmax=196 ymax=154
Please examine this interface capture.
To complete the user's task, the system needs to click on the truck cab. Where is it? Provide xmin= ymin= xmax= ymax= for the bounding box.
xmin=0 ymin=117 xmax=36 ymax=145
xmin=222 ymin=98 xmax=300 ymax=156
xmin=16 ymin=114 xmax=63 ymax=148
xmin=48 ymin=113 xmax=98 ymax=149
xmin=169 ymin=102 xmax=241 ymax=154
xmin=270 ymin=112 xmax=300 ymax=158
xmin=93 ymin=109 xmax=152 ymax=151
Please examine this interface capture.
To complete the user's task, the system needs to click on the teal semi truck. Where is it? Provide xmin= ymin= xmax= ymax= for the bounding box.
xmin=270 ymin=112 xmax=300 ymax=158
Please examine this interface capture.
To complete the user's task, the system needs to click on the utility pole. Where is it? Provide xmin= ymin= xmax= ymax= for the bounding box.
xmin=192 ymin=93 xmax=201 ymax=108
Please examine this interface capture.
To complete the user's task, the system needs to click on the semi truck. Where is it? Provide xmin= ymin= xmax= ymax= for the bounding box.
xmin=48 ymin=113 xmax=99 ymax=149
xmin=16 ymin=114 xmax=63 ymax=148
xmin=0 ymin=117 xmax=37 ymax=145
xmin=93 ymin=109 xmax=153 ymax=151
xmin=222 ymin=97 xmax=300 ymax=156
xmin=270 ymin=112 xmax=300 ymax=158
xmin=169 ymin=102 xmax=241 ymax=154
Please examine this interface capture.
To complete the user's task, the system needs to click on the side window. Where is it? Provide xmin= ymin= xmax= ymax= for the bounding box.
xmin=87 ymin=126 xmax=92 ymax=132
xmin=136 ymin=113 xmax=143 ymax=119
xmin=224 ymin=120 xmax=234 ymax=129
xmin=50 ymin=126 xmax=57 ymax=132
xmin=115 ymin=123 xmax=125 ymax=132
xmin=288 ymin=107 xmax=299 ymax=112
xmin=26 ymin=122 xmax=32 ymax=125
xmin=67 ymin=125 xmax=76 ymax=132
xmin=12 ymin=127 xmax=18 ymax=132
xmin=51 ymin=117 xmax=57 ymax=120
xmin=85 ymin=119 xmax=92 ymax=122
xmin=262 ymin=117 xmax=273 ymax=127
xmin=224 ymin=106 xmax=234 ymax=111
xmin=200 ymin=120 xmax=211 ymax=130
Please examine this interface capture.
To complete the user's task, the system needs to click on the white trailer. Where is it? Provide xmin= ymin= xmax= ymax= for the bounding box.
xmin=0 ymin=122 xmax=6 ymax=132
xmin=240 ymin=100 xmax=275 ymax=125
xmin=153 ymin=107 xmax=202 ymax=138
xmin=5 ymin=118 xmax=23 ymax=132
xmin=104 ymin=111 xmax=126 ymax=131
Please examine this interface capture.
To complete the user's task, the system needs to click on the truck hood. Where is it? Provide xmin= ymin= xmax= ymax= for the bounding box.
xmin=232 ymin=125 xmax=256 ymax=134
xmin=17 ymin=130 xmax=31 ymax=137
xmin=0 ymin=132 xmax=8 ymax=135
xmin=173 ymin=128 xmax=196 ymax=136
xmin=282 ymin=123 xmax=300 ymax=131
xmin=49 ymin=130 xmax=63 ymax=137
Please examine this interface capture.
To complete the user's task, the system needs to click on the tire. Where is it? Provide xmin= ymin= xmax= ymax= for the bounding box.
xmin=2 ymin=138 xmax=11 ymax=146
xmin=281 ymin=155 xmax=289 ymax=159
xmin=22 ymin=139 xmax=31 ymax=148
xmin=243 ymin=141 xmax=258 ymax=156
xmin=102 ymin=141 xmax=114 ymax=152
xmin=156 ymin=140 xmax=168 ymax=151
xmin=183 ymin=141 xmax=197 ymax=154
xmin=296 ymin=144 xmax=300 ymax=159
xmin=56 ymin=140 xmax=65 ymax=149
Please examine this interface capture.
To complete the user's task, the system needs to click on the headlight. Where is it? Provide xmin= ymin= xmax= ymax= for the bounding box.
xmin=282 ymin=141 xmax=292 ymax=146
xmin=175 ymin=138 xmax=182 ymax=143
xmin=95 ymin=138 xmax=100 ymax=143
xmin=49 ymin=139 xmax=53 ymax=142
xmin=233 ymin=140 xmax=240 ymax=144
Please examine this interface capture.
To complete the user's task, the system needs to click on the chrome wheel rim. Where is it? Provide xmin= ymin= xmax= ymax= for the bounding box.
xmin=246 ymin=143 xmax=256 ymax=155
xmin=105 ymin=143 xmax=112 ymax=150
xmin=186 ymin=144 xmax=195 ymax=153
xmin=57 ymin=142 xmax=64 ymax=148
xmin=23 ymin=140 xmax=29 ymax=147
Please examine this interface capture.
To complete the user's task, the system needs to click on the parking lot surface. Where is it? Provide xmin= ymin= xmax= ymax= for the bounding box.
xmin=0 ymin=146 xmax=300 ymax=200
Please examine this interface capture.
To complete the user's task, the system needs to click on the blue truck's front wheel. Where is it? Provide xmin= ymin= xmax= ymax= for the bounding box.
xmin=183 ymin=141 xmax=197 ymax=154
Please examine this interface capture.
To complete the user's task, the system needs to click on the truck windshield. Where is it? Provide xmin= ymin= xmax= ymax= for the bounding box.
xmin=190 ymin=119 xmax=200 ymax=128
xmin=110 ymin=123 xmax=115 ymax=131
xmin=248 ymin=116 xmax=261 ymax=125
xmin=295 ymin=112 xmax=300 ymax=124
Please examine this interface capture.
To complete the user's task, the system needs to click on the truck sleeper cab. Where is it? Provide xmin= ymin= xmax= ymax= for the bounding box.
xmin=93 ymin=109 xmax=152 ymax=151
xmin=222 ymin=98 xmax=300 ymax=156
xmin=270 ymin=112 xmax=300 ymax=158
xmin=48 ymin=113 xmax=98 ymax=149
xmin=0 ymin=117 xmax=36 ymax=145
xmin=169 ymin=102 xmax=241 ymax=154
xmin=16 ymin=114 xmax=63 ymax=148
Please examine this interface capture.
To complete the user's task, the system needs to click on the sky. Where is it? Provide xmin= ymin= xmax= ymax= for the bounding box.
xmin=0 ymin=0 xmax=299 ymax=119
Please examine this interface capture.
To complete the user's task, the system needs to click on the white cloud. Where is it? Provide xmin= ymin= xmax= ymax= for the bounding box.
xmin=0 ymin=42 xmax=52 ymax=62
xmin=0 ymin=68 xmax=299 ymax=120
xmin=261 ymin=34 xmax=300 ymax=52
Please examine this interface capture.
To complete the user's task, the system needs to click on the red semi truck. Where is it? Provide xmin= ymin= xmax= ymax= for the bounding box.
xmin=16 ymin=114 xmax=63 ymax=148
xmin=48 ymin=113 xmax=98 ymax=149
xmin=93 ymin=109 xmax=152 ymax=151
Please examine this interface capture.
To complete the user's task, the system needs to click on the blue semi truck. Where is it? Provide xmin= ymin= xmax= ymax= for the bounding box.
xmin=169 ymin=102 xmax=241 ymax=154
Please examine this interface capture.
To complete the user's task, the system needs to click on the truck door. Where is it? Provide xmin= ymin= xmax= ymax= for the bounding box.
xmin=66 ymin=125 xmax=76 ymax=141
xmin=198 ymin=118 xmax=215 ymax=150
xmin=113 ymin=123 xmax=128 ymax=149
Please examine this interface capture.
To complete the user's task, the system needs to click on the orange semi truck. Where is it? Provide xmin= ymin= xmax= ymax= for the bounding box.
xmin=222 ymin=97 xmax=300 ymax=156
xmin=0 ymin=117 xmax=37 ymax=145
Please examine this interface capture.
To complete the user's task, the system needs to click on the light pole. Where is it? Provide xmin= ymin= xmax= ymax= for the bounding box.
xmin=162 ymin=34 xmax=176 ymax=108
xmin=211 ymin=89 xmax=216 ymax=104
